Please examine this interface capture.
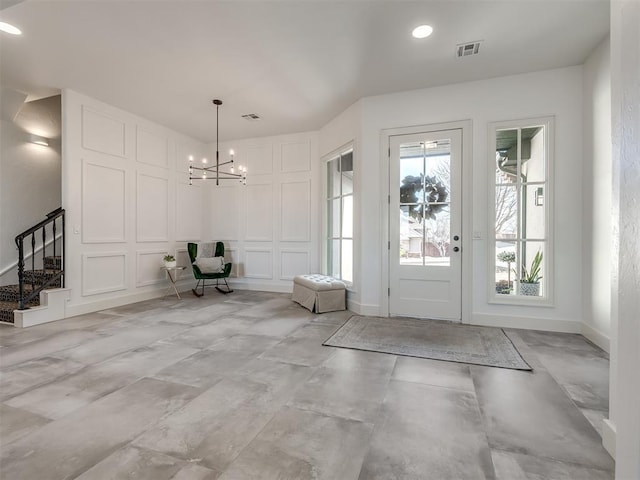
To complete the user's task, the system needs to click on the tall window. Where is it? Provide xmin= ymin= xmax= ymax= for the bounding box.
xmin=489 ymin=117 xmax=553 ymax=303
xmin=325 ymin=148 xmax=353 ymax=283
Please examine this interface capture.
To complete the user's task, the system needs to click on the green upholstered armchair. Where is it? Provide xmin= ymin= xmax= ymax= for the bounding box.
xmin=187 ymin=242 xmax=233 ymax=296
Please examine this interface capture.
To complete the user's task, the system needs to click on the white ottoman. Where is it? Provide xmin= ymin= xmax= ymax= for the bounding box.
xmin=292 ymin=274 xmax=346 ymax=313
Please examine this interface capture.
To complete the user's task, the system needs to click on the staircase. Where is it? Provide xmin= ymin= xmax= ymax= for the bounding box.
xmin=0 ymin=256 xmax=63 ymax=324
xmin=0 ymin=208 xmax=66 ymax=327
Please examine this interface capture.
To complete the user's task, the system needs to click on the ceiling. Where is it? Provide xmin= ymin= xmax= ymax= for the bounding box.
xmin=0 ymin=0 xmax=609 ymax=143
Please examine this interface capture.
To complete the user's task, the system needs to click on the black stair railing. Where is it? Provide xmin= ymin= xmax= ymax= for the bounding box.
xmin=15 ymin=208 xmax=65 ymax=310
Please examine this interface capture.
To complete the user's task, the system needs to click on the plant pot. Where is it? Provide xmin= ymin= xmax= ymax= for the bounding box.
xmin=164 ymin=260 xmax=177 ymax=268
xmin=520 ymin=282 xmax=540 ymax=296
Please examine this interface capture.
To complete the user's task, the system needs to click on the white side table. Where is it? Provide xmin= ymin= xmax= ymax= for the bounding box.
xmin=162 ymin=266 xmax=186 ymax=299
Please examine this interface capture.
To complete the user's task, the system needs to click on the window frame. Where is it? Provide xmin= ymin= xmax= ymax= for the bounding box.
xmin=322 ymin=144 xmax=354 ymax=286
xmin=487 ymin=116 xmax=554 ymax=306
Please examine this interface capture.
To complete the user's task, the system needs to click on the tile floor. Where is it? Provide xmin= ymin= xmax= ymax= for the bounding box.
xmin=0 ymin=290 xmax=614 ymax=479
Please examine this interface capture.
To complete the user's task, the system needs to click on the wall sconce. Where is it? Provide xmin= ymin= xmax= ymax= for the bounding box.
xmin=535 ymin=187 xmax=544 ymax=206
xmin=29 ymin=134 xmax=49 ymax=146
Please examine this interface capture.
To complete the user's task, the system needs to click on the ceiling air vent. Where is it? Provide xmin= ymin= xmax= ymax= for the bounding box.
xmin=241 ymin=113 xmax=261 ymax=121
xmin=456 ymin=41 xmax=482 ymax=58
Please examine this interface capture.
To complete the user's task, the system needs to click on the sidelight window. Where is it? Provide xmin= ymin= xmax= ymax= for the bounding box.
xmin=489 ymin=117 xmax=553 ymax=303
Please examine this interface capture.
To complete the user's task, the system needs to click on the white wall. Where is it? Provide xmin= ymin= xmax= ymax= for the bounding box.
xmin=62 ymin=89 xmax=207 ymax=315
xmin=206 ymin=131 xmax=320 ymax=291
xmin=0 ymin=93 xmax=62 ymax=285
xmin=61 ymin=90 xmax=320 ymax=315
xmin=606 ymin=0 xmax=640 ymax=475
xmin=321 ymin=66 xmax=585 ymax=331
xmin=582 ymin=37 xmax=612 ymax=351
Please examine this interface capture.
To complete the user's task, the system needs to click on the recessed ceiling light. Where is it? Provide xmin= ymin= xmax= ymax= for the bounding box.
xmin=412 ymin=25 xmax=433 ymax=39
xmin=0 ymin=21 xmax=22 ymax=35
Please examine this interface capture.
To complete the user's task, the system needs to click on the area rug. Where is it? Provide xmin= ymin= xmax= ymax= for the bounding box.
xmin=323 ymin=315 xmax=531 ymax=370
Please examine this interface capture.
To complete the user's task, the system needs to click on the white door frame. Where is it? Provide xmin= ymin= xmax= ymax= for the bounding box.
xmin=380 ymin=120 xmax=473 ymax=323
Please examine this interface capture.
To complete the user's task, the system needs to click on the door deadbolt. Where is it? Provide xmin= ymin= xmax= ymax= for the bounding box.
xmin=453 ymin=246 xmax=460 ymax=252
xmin=453 ymin=235 xmax=459 ymax=241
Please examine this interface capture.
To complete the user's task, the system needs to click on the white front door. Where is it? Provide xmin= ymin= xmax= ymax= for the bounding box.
xmin=389 ymin=129 xmax=462 ymax=321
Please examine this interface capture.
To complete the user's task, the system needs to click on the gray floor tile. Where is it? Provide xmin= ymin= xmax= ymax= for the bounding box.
xmin=6 ymin=342 xmax=198 ymax=419
xmin=392 ymin=356 xmax=475 ymax=392
xmin=134 ymin=377 xmax=287 ymax=471
xmin=218 ymin=407 xmax=373 ymax=480
xmin=0 ymin=403 xmax=50 ymax=448
xmin=358 ymin=380 xmax=495 ymax=480
xmin=208 ymin=333 xmax=281 ymax=356
xmin=471 ymin=366 xmax=614 ymax=471
xmin=535 ymin=346 xmax=610 ymax=410
xmin=260 ymin=334 xmax=337 ymax=367
xmin=1 ymin=378 xmax=202 ymax=480
xmin=0 ymin=330 xmax=104 ymax=367
xmin=248 ymin=312 xmax=314 ymax=338
xmin=321 ymin=348 xmax=397 ymax=373
xmin=57 ymin=323 xmax=185 ymax=365
xmin=491 ymin=449 xmax=613 ymax=480
xmin=152 ymin=349 xmax=256 ymax=388
xmin=75 ymin=445 xmax=220 ymax=480
xmin=0 ymin=291 xmax=615 ymax=480
xmin=289 ymin=365 xmax=391 ymax=423
xmin=0 ymin=355 xmax=85 ymax=401
xmin=161 ymin=316 xmax=258 ymax=349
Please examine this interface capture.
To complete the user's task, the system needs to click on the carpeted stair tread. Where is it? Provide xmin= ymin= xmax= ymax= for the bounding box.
xmin=22 ymin=269 xmax=62 ymax=287
xmin=0 ymin=284 xmax=36 ymax=303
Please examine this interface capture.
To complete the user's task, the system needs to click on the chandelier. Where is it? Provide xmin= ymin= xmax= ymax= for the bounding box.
xmin=189 ymin=99 xmax=247 ymax=186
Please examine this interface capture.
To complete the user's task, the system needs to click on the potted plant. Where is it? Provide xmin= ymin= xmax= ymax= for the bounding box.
xmin=519 ymin=250 xmax=543 ymax=296
xmin=163 ymin=254 xmax=176 ymax=268
xmin=497 ymin=250 xmax=516 ymax=293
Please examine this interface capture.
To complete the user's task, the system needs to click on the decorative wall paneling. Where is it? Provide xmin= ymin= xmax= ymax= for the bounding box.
xmin=81 ymin=106 xmax=126 ymax=157
xmin=212 ymin=133 xmax=319 ymax=292
xmin=81 ymin=159 xmax=126 ymax=243
xmin=136 ymin=126 xmax=169 ymax=168
xmin=64 ymin=90 xmax=208 ymax=315
xmin=135 ymin=250 xmax=167 ymax=287
xmin=244 ymin=248 xmax=273 ymax=279
xmin=81 ymin=252 xmax=127 ymax=296
xmin=280 ymin=249 xmax=310 ymax=280
xmin=136 ymin=172 xmax=169 ymax=242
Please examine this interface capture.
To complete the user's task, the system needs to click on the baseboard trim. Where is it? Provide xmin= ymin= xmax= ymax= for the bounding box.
xmin=471 ymin=313 xmax=582 ymax=333
xmin=602 ymin=418 xmax=616 ymax=459
xmin=580 ymin=322 xmax=610 ymax=353
xmin=346 ymin=298 xmax=379 ymax=316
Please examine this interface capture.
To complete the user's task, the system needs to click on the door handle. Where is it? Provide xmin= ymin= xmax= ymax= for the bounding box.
xmin=453 ymin=246 xmax=460 ymax=252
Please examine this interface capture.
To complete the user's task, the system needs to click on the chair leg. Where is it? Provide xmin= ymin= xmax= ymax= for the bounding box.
xmin=192 ymin=280 xmax=203 ymax=297
xmin=215 ymin=277 xmax=233 ymax=294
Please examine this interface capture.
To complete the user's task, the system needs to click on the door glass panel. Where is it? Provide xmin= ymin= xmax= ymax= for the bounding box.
xmin=518 ymin=241 xmax=545 ymax=296
xmin=424 ymin=205 xmax=450 ymax=266
xmin=330 ymin=239 xmax=340 ymax=278
xmin=399 ymin=139 xmax=453 ymax=268
xmin=495 ymin=129 xmax=519 ymax=181
xmin=327 ymin=158 xmax=340 ymax=198
xmin=331 ymin=198 xmax=340 ymax=237
xmin=495 ymin=241 xmax=517 ymax=295
xmin=342 ymin=195 xmax=353 ymax=238
xmin=521 ymin=127 xmax=545 ymax=183
xmin=341 ymin=239 xmax=353 ymax=283
xmin=495 ymin=185 xmax=517 ymax=239
xmin=521 ymin=184 xmax=545 ymax=239
xmin=341 ymin=152 xmax=354 ymax=195
xmin=400 ymin=205 xmax=424 ymax=265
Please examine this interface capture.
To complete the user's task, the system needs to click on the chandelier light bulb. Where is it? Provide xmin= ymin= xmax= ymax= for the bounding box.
xmin=188 ymin=155 xmax=194 ymax=162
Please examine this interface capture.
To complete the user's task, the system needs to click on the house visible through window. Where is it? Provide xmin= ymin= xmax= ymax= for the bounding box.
xmin=490 ymin=117 xmax=553 ymax=303
xmin=325 ymin=148 xmax=353 ymax=283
